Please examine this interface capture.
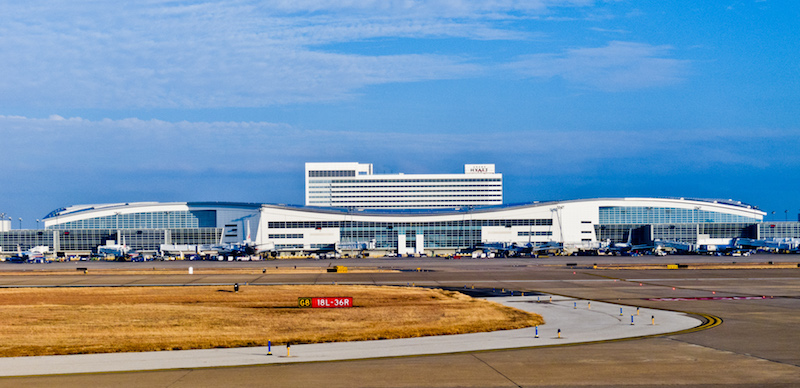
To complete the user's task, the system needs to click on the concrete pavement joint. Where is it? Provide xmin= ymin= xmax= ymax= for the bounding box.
xmin=582 ymin=273 xmax=799 ymax=302
xmin=471 ymin=353 xmax=522 ymax=388
xmin=164 ymin=369 xmax=193 ymax=388
xmin=664 ymin=336 xmax=800 ymax=368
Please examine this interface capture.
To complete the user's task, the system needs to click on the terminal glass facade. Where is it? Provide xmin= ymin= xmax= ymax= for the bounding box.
xmin=0 ymin=228 xmax=222 ymax=253
xmin=599 ymin=206 xmax=759 ymax=225
xmin=47 ymin=210 xmax=216 ymax=230
xmin=595 ymin=223 xmax=758 ymax=244
xmin=760 ymin=222 xmax=800 ymax=239
xmin=0 ymin=230 xmax=53 ymax=252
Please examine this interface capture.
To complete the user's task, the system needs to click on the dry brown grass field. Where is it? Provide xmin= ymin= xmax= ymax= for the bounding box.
xmin=0 ymin=285 xmax=542 ymax=357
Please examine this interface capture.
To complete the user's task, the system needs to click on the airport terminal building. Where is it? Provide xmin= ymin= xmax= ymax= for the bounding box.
xmin=0 ymin=202 xmax=260 ymax=256
xmin=2 ymin=162 xmax=799 ymax=258
xmin=4 ymin=196 xmax=797 ymax=258
xmin=257 ymin=197 xmax=772 ymax=256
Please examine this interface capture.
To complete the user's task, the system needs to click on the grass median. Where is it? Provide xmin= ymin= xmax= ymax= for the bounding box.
xmin=0 ymin=285 xmax=542 ymax=357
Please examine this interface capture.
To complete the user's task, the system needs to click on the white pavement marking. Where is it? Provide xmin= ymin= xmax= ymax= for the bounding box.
xmin=0 ymin=295 xmax=701 ymax=377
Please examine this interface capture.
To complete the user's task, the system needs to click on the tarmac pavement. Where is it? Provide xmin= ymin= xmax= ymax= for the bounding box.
xmin=0 ymin=294 xmax=700 ymax=377
xmin=1 ymin=257 xmax=797 ymax=387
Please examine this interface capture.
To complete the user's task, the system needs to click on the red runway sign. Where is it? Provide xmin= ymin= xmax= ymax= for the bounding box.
xmin=298 ymin=297 xmax=353 ymax=308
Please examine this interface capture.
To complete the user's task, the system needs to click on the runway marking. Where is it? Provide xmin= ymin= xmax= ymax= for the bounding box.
xmin=460 ymin=277 xmax=800 ymax=283
xmin=647 ymin=296 xmax=772 ymax=301
xmin=582 ymin=272 xmax=799 ymax=282
xmin=518 ymin=289 xmax=725 ymax=337
xmin=666 ymin=334 xmax=800 ymax=369
xmin=626 ymin=278 xmax=800 ymax=282
xmin=671 ymin=312 xmax=723 ymax=334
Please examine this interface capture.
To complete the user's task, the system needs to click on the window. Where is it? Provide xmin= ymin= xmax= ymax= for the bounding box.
xmin=308 ymin=170 xmax=356 ymax=177
xmin=599 ymin=206 xmax=759 ymax=225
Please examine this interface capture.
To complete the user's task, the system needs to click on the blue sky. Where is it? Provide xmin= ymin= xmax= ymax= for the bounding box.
xmin=2 ymin=0 xmax=799 ymax=227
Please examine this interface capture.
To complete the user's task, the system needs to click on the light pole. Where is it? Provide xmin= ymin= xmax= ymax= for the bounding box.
xmin=18 ymin=218 xmax=22 ymax=230
xmin=36 ymin=219 xmax=40 ymax=229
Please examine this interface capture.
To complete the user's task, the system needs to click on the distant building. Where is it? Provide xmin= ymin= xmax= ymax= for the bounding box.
xmin=261 ymin=197 xmax=769 ymax=256
xmin=10 ymin=202 xmax=262 ymax=254
xmin=0 ymin=197 xmax=780 ymax=257
xmin=304 ymin=162 xmax=503 ymax=209
xmin=5 ymin=163 xmax=800 ymax=258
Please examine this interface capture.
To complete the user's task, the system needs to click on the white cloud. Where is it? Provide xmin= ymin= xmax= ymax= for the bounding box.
xmin=260 ymin=1 xmax=596 ymax=17
xmin=589 ymin=27 xmax=629 ymax=34
xmin=507 ymin=41 xmax=689 ymax=90
xmin=0 ymin=1 xmax=603 ymax=109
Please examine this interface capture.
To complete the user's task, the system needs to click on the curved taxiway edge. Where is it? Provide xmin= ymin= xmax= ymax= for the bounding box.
xmin=0 ymin=294 xmax=705 ymax=377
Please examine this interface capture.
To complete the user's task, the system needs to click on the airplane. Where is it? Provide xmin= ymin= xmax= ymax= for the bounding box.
xmin=599 ymin=230 xmax=655 ymax=256
xmin=210 ymin=221 xmax=276 ymax=259
xmin=211 ymin=242 xmax=259 ymax=258
xmin=476 ymin=241 xmax=573 ymax=257
xmin=209 ymin=241 xmax=277 ymax=259
xmin=695 ymin=238 xmax=754 ymax=256
xmin=473 ymin=242 xmax=536 ymax=258
xmin=96 ymin=234 xmax=137 ymax=260
xmin=470 ymin=241 xmax=559 ymax=258
xmin=9 ymin=245 xmax=49 ymax=263
xmin=482 ymin=240 xmax=618 ymax=257
xmin=530 ymin=241 xmax=565 ymax=256
xmin=310 ymin=248 xmax=341 ymax=260
xmin=97 ymin=244 xmax=134 ymax=257
xmin=652 ymin=239 xmax=694 ymax=255
xmin=475 ymin=242 xmax=511 ymax=257
xmin=652 ymin=237 xmax=799 ymax=256
xmin=505 ymin=242 xmax=536 ymax=256
xmin=727 ymin=238 xmax=800 ymax=254
xmin=336 ymin=241 xmax=373 ymax=258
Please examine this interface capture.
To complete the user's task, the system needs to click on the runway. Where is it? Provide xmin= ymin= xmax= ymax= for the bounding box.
xmin=0 ymin=254 xmax=798 ymax=387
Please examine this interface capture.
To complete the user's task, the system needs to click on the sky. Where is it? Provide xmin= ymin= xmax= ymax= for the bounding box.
xmin=1 ymin=0 xmax=799 ymax=227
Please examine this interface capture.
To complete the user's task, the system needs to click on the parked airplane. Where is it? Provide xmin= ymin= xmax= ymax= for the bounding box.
xmin=653 ymin=239 xmax=694 ymax=255
xmin=209 ymin=222 xmax=276 ymax=258
xmin=96 ymin=235 xmax=137 ymax=259
xmin=737 ymin=237 xmax=800 ymax=253
xmin=600 ymin=231 xmax=654 ymax=256
xmin=9 ymin=246 xmax=49 ymax=263
xmin=695 ymin=238 xmax=755 ymax=256
xmin=531 ymin=241 xmax=567 ymax=256
xmin=474 ymin=241 xmax=540 ymax=257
